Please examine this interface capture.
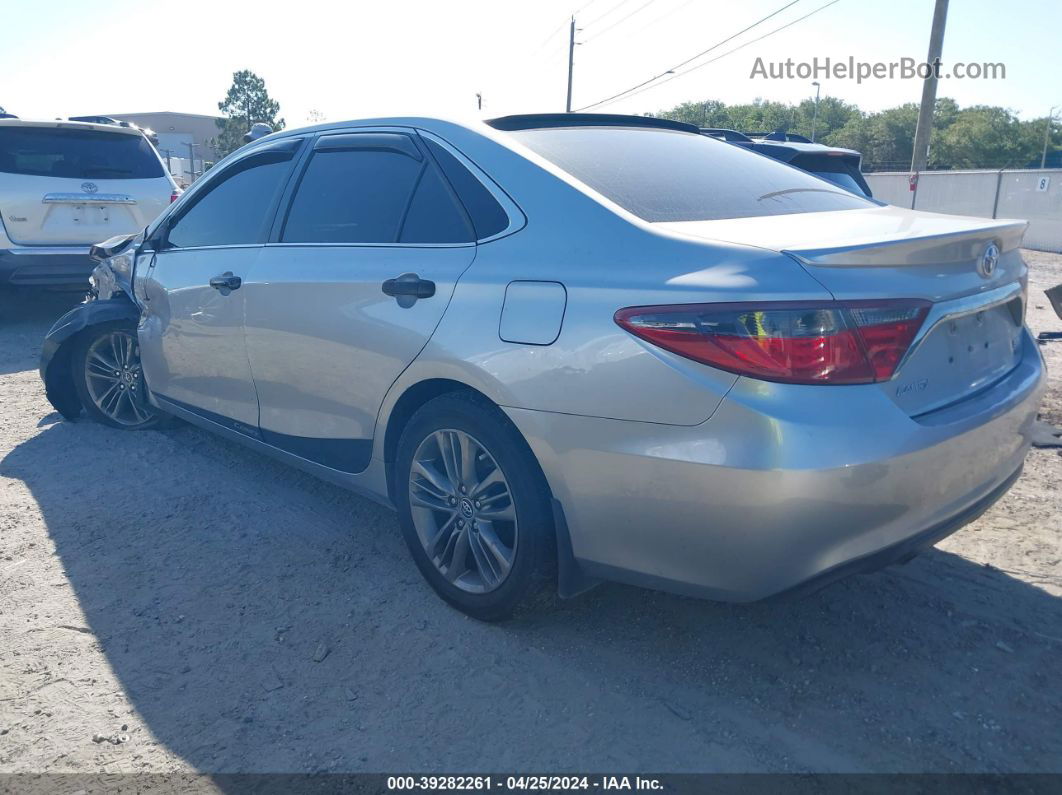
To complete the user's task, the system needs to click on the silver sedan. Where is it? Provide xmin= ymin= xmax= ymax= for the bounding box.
xmin=41 ymin=114 xmax=1045 ymax=620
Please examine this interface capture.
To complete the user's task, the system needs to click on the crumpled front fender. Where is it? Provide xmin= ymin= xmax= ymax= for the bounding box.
xmin=40 ymin=296 xmax=141 ymax=419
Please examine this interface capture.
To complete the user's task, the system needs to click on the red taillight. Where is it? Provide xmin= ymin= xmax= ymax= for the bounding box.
xmin=170 ymin=189 xmax=181 ymax=203
xmin=614 ymin=300 xmax=930 ymax=385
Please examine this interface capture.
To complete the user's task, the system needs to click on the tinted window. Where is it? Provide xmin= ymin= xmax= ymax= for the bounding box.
xmin=283 ymin=149 xmax=419 ymax=243
xmin=507 ymin=127 xmax=874 ymax=222
xmin=425 ymin=139 xmax=509 ymax=239
xmin=283 ymin=146 xmax=472 ymax=244
xmin=400 ymin=164 xmax=473 ymax=243
xmin=166 ymin=152 xmax=292 ymax=248
xmin=0 ymin=126 xmax=164 ymax=179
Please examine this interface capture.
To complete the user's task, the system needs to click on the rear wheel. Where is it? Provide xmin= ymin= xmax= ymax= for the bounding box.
xmin=72 ymin=322 xmax=164 ymax=430
xmin=395 ymin=392 xmax=554 ymax=621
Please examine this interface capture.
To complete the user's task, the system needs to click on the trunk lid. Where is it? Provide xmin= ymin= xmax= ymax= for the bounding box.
xmin=0 ymin=121 xmax=173 ymax=245
xmin=656 ymin=205 xmax=1029 ymax=416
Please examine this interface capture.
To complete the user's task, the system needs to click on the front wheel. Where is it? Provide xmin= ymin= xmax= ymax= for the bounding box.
xmin=395 ymin=392 xmax=554 ymax=621
xmin=72 ymin=322 xmax=164 ymax=430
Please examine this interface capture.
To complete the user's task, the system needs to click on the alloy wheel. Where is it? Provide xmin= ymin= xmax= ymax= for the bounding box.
xmin=408 ymin=428 xmax=518 ymax=594
xmin=83 ymin=330 xmax=156 ymax=427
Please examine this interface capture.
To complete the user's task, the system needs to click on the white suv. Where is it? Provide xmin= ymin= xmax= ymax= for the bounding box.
xmin=0 ymin=119 xmax=178 ymax=288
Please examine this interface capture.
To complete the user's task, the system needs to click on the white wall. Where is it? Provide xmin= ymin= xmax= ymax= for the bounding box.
xmin=866 ymin=169 xmax=1062 ymax=253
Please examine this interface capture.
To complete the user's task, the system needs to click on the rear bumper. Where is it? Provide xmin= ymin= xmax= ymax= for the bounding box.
xmin=506 ymin=329 xmax=1046 ymax=602
xmin=0 ymin=246 xmax=94 ymax=287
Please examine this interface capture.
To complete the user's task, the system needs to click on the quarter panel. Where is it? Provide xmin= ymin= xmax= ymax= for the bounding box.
xmin=414 ymin=225 xmax=834 ymax=426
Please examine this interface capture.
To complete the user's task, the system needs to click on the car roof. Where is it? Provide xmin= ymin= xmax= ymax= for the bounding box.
xmin=756 ymin=140 xmax=861 ymax=157
xmin=0 ymin=118 xmax=145 ymax=135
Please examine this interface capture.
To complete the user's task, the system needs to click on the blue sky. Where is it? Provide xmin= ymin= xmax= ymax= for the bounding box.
xmin=3 ymin=0 xmax=1059 ymax=124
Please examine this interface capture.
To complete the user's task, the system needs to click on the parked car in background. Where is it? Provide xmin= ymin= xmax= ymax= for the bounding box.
xmin=0 ymin=119 xmax=177 ymax=287
xmin=700 ymin=128 xmax=873 ymax=197
xmin=40 ymin=114 xmax=1043 ymax=620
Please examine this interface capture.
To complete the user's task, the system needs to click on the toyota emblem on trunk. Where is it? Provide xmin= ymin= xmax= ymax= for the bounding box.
xmin=81 ymin=181 xmax=99 ymax=194
xmin=978 ymin=243 xmax=999 ymax=278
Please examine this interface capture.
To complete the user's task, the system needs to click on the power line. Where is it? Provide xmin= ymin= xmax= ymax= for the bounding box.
xmin=532 ymin=18 xmax=575 ymax=54
xmin=639 ymin=0 xmax=702 ymax=35
xmin=581 ymin=0 xmax=638 ymax=31
xmin=582 ymin=0 xmax=664 ymax=43
xmin=531 ymin=0 xmax=606 ymax=56
xmin=603 ymin=0 xmax=842 ymax=107
xmin=575 ymin=0 xmax=803 ymax=111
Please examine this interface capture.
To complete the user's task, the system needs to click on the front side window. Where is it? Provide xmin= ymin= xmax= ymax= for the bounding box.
xmin=166 ymin=151 xmax=293 ymax=249
xmin=282 ymin=139 xmax=473 ymax=245
xmin=506 ymin=126 xmax=875 ymax=222
xmin=0 ymin=126 xmax=164 ymax=179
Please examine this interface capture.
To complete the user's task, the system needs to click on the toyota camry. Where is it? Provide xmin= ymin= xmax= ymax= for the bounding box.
xmin=40 ymin=114 xmax=1045 ymax=620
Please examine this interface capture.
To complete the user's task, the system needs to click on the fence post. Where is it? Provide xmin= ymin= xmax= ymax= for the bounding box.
xmin=991 ymin=169 xmax=1004 ymax=218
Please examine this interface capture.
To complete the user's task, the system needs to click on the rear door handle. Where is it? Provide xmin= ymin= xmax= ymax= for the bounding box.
xmin=209 ymin=272 xmax=242 ymax=292
xmin=382 ymin=272 xmax=435 ymax=306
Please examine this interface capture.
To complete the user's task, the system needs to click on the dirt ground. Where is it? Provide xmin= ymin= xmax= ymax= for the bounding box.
xmin=0 ymin=252 xmax=1060 ymax=776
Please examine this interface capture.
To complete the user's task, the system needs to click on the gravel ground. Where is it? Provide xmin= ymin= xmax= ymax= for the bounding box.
xmin=0 ymin=253 xmax=1060 ymax=776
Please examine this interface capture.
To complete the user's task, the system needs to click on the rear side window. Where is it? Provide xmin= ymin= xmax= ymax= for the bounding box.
xmin=0 ymin=126 xmax=164 ymax=179
xmin=507 ymin=127 xmax=874 ymax=222
xmin=424 ymin=139 xmax=509 ymax=239
xmin=166 ymin=151 xmax=293 ymax=248
xmin=282 ymin=142 xmax=473 ymax=244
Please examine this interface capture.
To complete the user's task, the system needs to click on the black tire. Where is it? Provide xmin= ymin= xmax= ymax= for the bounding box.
xmin=71 ymin=321 xmax=166 ymax=430
xmin=395 ymin=391 xmax=555 ymax=621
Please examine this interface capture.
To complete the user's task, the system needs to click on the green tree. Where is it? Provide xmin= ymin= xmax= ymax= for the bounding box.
xmin=933 ymin=105 xmax=1039 ymax=169
xmin=826 ymin=103 xmax=920 ymax=169
xmin=656 ymin=95 xmax=1048 ymax=171
xmin=660 ymin=97 xmax=859 ymax=143
xmin=213 ymin=70 xmax=285 ymax=158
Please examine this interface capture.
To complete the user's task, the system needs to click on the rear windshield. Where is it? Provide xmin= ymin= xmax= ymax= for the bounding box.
xmin=0 ymin=126 xmax=164 ymax=179
xmin=507 ymin=126 xmax=874 ymax=222
xmin=790 ymin=154 xmax=870 ymax=197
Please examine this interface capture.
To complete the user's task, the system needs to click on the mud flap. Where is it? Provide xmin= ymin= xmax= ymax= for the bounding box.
xmin=552 ymin=498 xmax=601 ymax=599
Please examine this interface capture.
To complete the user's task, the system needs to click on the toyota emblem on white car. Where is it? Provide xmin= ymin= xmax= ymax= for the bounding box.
xmin=81 ymin=181 xmax=99 ymax=194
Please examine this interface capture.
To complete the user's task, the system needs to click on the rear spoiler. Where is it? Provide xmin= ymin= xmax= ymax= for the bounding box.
xmin=783 ymin=220 xmax=1028 ymax=267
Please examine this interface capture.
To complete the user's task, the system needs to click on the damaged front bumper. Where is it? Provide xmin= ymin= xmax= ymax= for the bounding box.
xmin=39 ymin=232 xmax=144 ymax=418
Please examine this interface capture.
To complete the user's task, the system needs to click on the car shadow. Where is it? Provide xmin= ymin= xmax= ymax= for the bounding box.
xmin=0 ymin=288 xmax=84 ymax=376
xmin=2 ymin=418 xmax=1060 ymax=774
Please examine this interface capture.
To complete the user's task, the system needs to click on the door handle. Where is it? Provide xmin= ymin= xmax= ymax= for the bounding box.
xmin=382 ymin=272 xmax=435 ymax=306
xmin=209 ymin=272 xmax=242 ymax=292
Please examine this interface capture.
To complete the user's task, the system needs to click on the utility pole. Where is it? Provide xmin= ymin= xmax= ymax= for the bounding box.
xmin=566 ymin=16 xmax=576 ymax=112
xmin=1041 ymin=106 xmax=1058 ymax=169
xmin=476 ymin=93 xmax=483 ymax=111
xmin=810 ymin=81 xmax=821 ymax=142
xmin=909 ymin=0 xmax=949 ymax=208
